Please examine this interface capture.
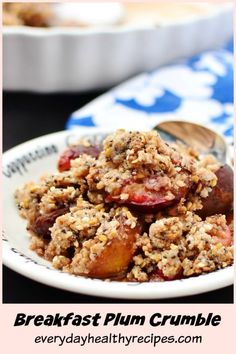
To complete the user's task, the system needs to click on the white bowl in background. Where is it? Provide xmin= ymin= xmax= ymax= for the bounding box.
xmin=3 ymin=2 xmax=233 ymax=92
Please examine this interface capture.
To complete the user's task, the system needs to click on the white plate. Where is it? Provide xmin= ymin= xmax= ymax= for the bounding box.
xmin=3 ymin=127 xmax=233 ymax=299
xmin=3 ymin=3 xmax=233 ymax=92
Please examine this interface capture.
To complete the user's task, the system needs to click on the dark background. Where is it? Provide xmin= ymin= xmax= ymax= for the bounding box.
xmin=3 ymin=91 xmax=234 ymax=303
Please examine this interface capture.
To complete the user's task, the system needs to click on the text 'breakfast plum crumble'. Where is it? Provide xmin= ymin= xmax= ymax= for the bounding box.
xmin=15 ymin=129 xmax=233 ymax=282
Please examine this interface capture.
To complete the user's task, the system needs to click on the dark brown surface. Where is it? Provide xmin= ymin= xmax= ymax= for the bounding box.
xmin=3 ymin=91 xmax=234 ymax=304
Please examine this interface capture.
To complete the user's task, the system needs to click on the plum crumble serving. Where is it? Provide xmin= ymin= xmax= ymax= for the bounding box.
xmin=15 ymin=129 xmax=233 ymax=281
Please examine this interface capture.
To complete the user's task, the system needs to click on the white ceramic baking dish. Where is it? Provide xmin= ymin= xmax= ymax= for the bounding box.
xmin=3 ymin=3 xmax=233 ymax=92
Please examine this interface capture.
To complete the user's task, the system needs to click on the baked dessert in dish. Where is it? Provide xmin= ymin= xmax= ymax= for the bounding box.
xmin=3 ymin=2 xmax=230 ymax=28
xmin=3 ymin=3 xmax=54 ymax=27
xmin=15 ymin=129 xmax=233 ymax=282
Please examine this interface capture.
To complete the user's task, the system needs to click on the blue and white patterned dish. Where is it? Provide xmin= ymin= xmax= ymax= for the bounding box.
xmin=67 ymin=40 xmax=233 ymax=145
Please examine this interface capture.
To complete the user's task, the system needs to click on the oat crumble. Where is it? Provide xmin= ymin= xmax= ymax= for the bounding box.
xmin=15 ymin=129 xmax=233 ymax=281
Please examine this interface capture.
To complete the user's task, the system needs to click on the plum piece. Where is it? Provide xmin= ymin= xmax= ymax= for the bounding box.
xmin=31 ymin=207 xmax=68 ymax=238
xmin=84 ymin=217 xmax=142 ymax=279
xmin=58 ymin=144 xmax=102 ymax=172
xmin=106 ymin=174 xmax=191 ymax=212
xmin=206 ymin=214 xmax=233 ymax=247
xmin=226 ymin=211 xmax=233 ymax=226
xmin=197 ymin=164 xmax=233 ymax=218
xmin=212 ymin=224 xmax=232 ymax=247
xmin=208 ymin=222 xmax=232 ymax=247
